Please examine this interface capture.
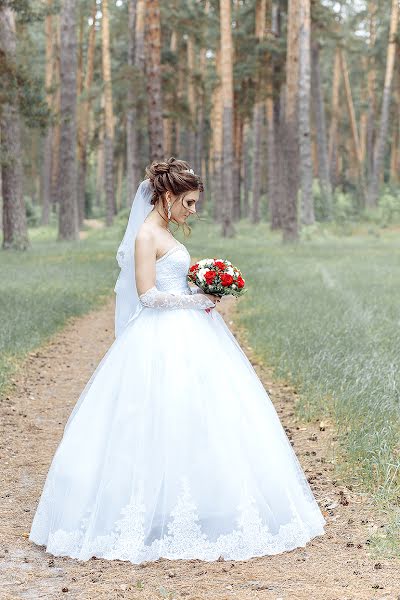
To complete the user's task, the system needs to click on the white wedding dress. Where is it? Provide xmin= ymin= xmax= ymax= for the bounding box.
xmin=29 ymin=240 xmax=326 ymax=563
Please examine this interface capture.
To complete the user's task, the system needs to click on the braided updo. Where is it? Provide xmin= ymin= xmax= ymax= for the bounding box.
xmin=145 ymin=157 xmax=204 ymax=206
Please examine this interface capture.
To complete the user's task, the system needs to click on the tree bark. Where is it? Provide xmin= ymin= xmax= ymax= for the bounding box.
xmin=281 ymin=0 xmax=299 ymax=242
xmin=251 ymin=0 xmax=267 ymax=224
xmin=311 ymin=39 xmax=332 ymax=219
xmin=102 ymin=0 xmax=116 ymax=226
xmin=58 ymin=0 xmax=79 ymax=241
xmin=0 ymin=7 xmax=29 ymax=250
xmin=211 ymin=49 xmax=223 ymax=223
xmin=145 ymin=0 xmax=164 ymax=161
xmin=77 ymin=0 xmax=96 ymax=226
xmin=328 ymin=47 xmax=340 ymax=188
xmin=340 ymin=49 xmax=366 ymax=200
xmin=367 ymin=0 xmax=399 ymax=208
xmin=298 ymin=0 xmax=314 ymax=225
xmin=219 ymin=0 xmax=235 ymax=237
xmin=127 ymin=0 xmax=146 ymax=206
xmin=41 ymin=0 xmax=54 ymax=226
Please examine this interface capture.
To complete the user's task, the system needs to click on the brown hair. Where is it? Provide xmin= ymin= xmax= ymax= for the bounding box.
xmin=145 ymin=157 xmax=204 ymax=236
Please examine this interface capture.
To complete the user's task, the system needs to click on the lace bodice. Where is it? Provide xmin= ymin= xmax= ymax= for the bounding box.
xmin=154 ymin=242 xmax=193 ymax=294
xmin=138 ymin=242 xmax=215 ymax=310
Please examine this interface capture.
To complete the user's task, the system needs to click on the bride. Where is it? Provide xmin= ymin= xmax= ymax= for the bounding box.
xmin=29 ymin=157 xmax=325 ymax=563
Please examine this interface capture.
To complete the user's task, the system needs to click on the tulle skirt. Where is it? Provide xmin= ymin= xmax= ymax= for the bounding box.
xmin=29 ymin=305 xmax=325 ymax=562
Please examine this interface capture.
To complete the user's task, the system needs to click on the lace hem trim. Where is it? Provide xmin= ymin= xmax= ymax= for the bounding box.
xmin=30 ymin=476 xmax=325 ymax=563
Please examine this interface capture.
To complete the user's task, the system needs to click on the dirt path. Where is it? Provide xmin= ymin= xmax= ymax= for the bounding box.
xmin=1 ymin=297 xmax=399 ymax=600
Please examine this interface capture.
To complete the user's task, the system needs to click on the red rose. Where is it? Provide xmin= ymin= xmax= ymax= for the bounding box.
xmin=214 ymin=261 xmax=226 ymax=270
xmin=204 ymin=270 xmax=217 ymax=284
xmin=220 ymin=273 xmax=233 ymax=286
xmin=237 ymin=276 xmax=245 ymax=288
xmin=189 ymin=264 xmax=198 ymax=272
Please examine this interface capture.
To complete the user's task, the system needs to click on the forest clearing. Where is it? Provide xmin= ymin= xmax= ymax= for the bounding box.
xmin=1 ymin=0 xmax=400 ymax=596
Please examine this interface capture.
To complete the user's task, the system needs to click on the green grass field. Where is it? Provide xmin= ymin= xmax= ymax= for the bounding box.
xmin=1 ymin=217 xmax=399 ymax=529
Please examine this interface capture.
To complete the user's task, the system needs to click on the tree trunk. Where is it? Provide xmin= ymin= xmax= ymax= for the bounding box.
xmin=0 ymin=7 xmax=29 ymax=250
xmin=58 ymin=0 xmax=79 ymax=241
xmin=51 ymin=17 xmax=61 ymax=212
xmin=127 ymin=0 xmax=145 ymax=206
xmin=366 ymin=3 xmax=377 ymax=181
xmin=298 ymin=0 xmax=314 ymax=225
xmin=211 ymin=49 xmax=223 ymax=223
xmin=367 ymin=0 xmax=399 ymax=208
xmin=311 ymin=39 xmax=332 ymax=219
xmin=251 ymin=0 xmax=267 ymax=225
xmin=219 ymin=0 xmax=235 ymax=237
xmin=145 ymin=0 xmax=164 ymax=161
xmin=242 ymin=119 xmax=251 ymax=219
xmin=340 ymin=49 xmax=366 ymax=201
xmin=281 ymin=0 xmax=299 ymax=242
xmin=77 ymin=0 xmax=96 ymax=226
xmin=102 ymin=0 xmax=116 ymax=226
xmin=41 ymin=0 xmax=54 ymax=226
xmin=233 ymin=101 xmax=242 ymax=221
xmin=328 ymin=47 xmax=340 ymax=188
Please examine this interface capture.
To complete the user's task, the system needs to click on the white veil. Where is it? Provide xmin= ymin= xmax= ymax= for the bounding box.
xmin=114 ymin=178 xmax=154 ymax=338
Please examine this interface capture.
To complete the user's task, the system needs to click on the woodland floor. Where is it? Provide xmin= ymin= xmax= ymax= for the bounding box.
xmin=1 ymin=294 xmax=400 ymax=600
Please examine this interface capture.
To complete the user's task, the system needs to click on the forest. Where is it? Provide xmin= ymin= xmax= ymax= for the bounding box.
xmin=1 ymin=0 xmax=400 ymax=246
xmin=1 ymin=0 xmax=400 ymax=596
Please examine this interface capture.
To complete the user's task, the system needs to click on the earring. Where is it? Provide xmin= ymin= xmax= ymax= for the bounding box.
xmin=167 ymin=200 xmax=171 ymax=220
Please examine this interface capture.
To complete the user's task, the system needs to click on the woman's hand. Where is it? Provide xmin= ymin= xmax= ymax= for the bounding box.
xmin=205 ymin=293 xmax=221 ymax=305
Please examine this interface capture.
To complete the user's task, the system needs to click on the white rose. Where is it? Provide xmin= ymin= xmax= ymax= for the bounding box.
xmin=197 ymin=268 xmax=208 ymax=282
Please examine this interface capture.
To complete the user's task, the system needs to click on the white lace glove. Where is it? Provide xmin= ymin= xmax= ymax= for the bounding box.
xmin=139 ymin=285 xmax=215 ymax=310
xmin=190 ymin=285 xmax=205 ymax=295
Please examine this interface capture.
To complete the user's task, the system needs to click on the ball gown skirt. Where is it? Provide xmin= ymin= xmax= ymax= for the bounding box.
xmin=29 ymin=242 xmax=326 ymax=563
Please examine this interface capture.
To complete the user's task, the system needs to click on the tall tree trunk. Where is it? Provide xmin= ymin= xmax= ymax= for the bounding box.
xmin=281 ymin=0 xmax=299 ymax=242
xmin=145 ymin=0 xmax=164 ymax=161
xmin=219 ymin=0 xmax=235 ymax=237
xmin=251 ymin=0 xmax=267 ymax=225
xmin=58 ymin=0 xmax=78 ymax=240
xmin=367 ymin=0 xmax=399 ymax=208
xmin=211 ymin=49 xmax=223 ymax=223
xmin=96 ymin=98 xmax=105 ymax=208
xmin=186 ymin=35 xmax=197 ymax=168
xmin=298 ymin=0 xmax=314 ymax=225
xmin=366 ymin=2 xmax=377 ymax=181
xmin=311 ymin=39 xmax=332 ymax=219
xmin=340 ymin=49 xmax=366 ymax=201
xmin=390 ymin=55 xmax=400 ymax=183
xmin=41 ymin=0 xmax=54 ymax=226
xmin=102 ymin=0 xmax=116 ymax=226
xmin=77 ymin=0 xmax=96 ymax=226
xmin=0 ymin=7 xmax=29 ymax=250
xmin=127 ymin=0 xmax=145 ymax=206
xmin=328 ymin=47 xmax=340 ymax=188
xmin=242 ymin=119 xmax=251 ymax=219
xmin=51 ymin=17 xmax=61 ymax=213
xmin=232 ymin=100 xmax=242 ymax=221
xmin=268 ymin=1 xmax=281 ymax=230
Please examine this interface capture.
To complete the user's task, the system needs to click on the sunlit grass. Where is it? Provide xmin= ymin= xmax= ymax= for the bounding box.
xmin=188 ymin=217 xmax=400 ymax=515
xmin=0 ymin=223 xmax=123 ymax=393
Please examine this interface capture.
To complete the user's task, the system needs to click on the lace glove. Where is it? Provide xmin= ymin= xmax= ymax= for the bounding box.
xmin=139 ymin=285 xmax=215 ymax=310
xmin=190 ymin=285 xmax=205 ymax=294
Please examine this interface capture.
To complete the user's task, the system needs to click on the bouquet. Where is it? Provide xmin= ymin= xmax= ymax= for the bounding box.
xmin=187 ymin=258 xmax=247 ymax=300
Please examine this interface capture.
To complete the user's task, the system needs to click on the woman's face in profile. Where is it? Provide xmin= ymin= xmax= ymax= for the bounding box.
xmin=171 ymin=189 xmax=200 ymax=224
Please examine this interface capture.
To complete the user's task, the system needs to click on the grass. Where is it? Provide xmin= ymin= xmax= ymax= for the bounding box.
xmin=187 ymin=217 xmax=400 ymax=510
xmin=1 ymin=214 xmax=399 ymax=549
xmin=0 ymin=222 xmax=125 ymax=393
